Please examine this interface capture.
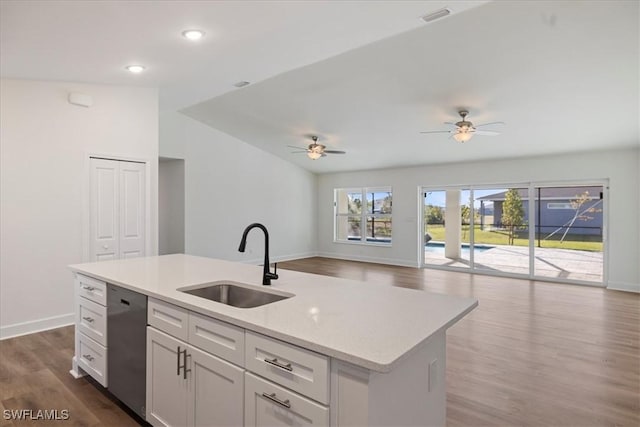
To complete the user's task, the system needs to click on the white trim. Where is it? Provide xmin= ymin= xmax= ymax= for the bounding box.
xmin=607 ymin=281 xmax=640 ymax=293
xmin=0 ymin=313 xmax=74 ymax=340
xmin=237 ymin=251 xmax=319 ymax=266
xmin=317 ymin=252 xmax=419 ymax=268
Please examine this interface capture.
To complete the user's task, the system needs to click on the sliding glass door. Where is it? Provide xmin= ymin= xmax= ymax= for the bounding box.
xmin=421 ymin=183 xmax=605 ymax=285
xmin=533 ymin=185 xmax=604 ymax=283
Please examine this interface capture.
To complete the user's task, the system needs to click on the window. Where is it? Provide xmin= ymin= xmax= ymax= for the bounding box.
xmin=335 ymin=187 xmax=392 ymax=244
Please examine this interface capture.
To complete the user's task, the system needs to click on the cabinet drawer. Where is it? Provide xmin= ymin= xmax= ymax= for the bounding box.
xmin=245 ymin=372 xmax=329 ymax=426
xmin=78 ymin=296 xmax=107 ymax=346
xmin=77 ymin=274 xmax=107 ymax=306
xmin=77 ymin=333 xmax=107 ymax=387
xmin=189 ymin=312 xmax=245 ymax=367
xmin=148 ymin=298 xmax=189 ymax=341
xmin=245 ymin=331 xmax=329 ymax=404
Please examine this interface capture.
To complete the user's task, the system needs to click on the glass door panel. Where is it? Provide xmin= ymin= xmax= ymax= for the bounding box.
xmin=472 ymin=187 xmax=530 ymax=275
xmin=533 ymin=185 xmax=604 ymax=283
xmin=423 ymin=190 xmax=469 ymax=269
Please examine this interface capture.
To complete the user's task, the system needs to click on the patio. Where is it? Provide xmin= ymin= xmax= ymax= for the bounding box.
xmin=424 ymin=243 xmax=603 ymax=283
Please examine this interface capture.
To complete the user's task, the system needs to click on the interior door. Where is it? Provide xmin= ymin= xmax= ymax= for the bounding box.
xmin=90 ymin=157 xmax=145 ymax=261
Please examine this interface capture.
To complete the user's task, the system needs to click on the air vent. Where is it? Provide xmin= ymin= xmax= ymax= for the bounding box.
xmin=421 ymin=7 xmax=451 ymax=23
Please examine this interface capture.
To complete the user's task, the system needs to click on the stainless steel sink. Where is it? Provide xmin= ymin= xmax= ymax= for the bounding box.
xmin=180 ymin=281 xmax=293 ymax=308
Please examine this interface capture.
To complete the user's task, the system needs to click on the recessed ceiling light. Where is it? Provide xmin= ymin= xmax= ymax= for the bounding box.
xmin=126 ymin=65 xmax=146 ymax=73
xmin=182 ymin=29 xmax=205 ymax=40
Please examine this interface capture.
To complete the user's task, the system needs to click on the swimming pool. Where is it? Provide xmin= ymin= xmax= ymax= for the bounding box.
xmin=425 ymin=242 xmax=494 ymax=254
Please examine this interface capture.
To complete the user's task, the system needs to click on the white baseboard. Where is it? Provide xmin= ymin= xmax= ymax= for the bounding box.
xmin=607 ymin=281 xmax=640 ymax=293
xmin=0 ymin=313 xmax=75 ymax=340
xmin=316 ymin=252 xmax=420 ymax=268
xmin=240 ymin=251 xmax=319 ymax=266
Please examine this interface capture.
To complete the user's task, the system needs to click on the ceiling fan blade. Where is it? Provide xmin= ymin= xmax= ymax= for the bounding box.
xmin=474 ymin=121 xmax=505 ymax=128
xmin=290 ymin=150 xmax=308 ymax=153
xmin=473 ymin=130 xmax=501 ymax=136
xmin=443 ymin=122 xmax=457 ymax=126
xmin=287 ymin=145 xmax=308 ymax=150
xmin=324 ymin=150 xmax=346 ymax=154
xmin=420 ymin=130 xmax=453 ymax=134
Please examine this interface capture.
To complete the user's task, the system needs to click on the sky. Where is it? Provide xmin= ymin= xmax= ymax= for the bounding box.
xmin=424 ymin=189 xmax=505 ymax=208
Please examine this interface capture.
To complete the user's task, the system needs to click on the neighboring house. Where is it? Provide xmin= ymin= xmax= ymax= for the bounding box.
xmin=477 ymin=187 xmax=603 ymax=237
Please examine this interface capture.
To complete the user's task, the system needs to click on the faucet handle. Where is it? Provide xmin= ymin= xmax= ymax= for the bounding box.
xmin=267 ymin=263 xmax=279 ymax=280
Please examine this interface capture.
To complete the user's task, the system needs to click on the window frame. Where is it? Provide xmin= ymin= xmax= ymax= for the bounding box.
xmin=334 ymin=186 xmax=393 ymax=246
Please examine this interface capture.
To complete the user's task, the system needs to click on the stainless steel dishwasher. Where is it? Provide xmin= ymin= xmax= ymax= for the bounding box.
xmin=107 ymin=284 xmax=147 ymax=420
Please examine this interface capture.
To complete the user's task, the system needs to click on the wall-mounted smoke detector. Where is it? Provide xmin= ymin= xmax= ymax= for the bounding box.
xmin=233 ymin=81 xmax=250 ymax=88
xmin=420 ymin=7 xmax=451 ymax=23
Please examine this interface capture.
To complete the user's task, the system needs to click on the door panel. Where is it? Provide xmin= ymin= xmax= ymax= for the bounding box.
xmin=120 ymin=162 xmax=145 ymax=259
xmin=90 ymin=158 xmax=119 ymax=261
xmin=146 ymin=327 xmax=189 ymax=427
xmin=189 ymin=345 xmax=244 ymax=427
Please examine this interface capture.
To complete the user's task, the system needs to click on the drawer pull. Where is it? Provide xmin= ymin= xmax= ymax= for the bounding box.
xmin=262 ymin=392 xmax=291 ymax=409
xmin=82 ymin=354 xmax=95 ymax=362
xmin=264 ymin=357 xmax=292 ymax=371
xmin=82 ymin=316 xmax=95 ymax=323
xmin=82 ymin=285 xmax=96 ymax=292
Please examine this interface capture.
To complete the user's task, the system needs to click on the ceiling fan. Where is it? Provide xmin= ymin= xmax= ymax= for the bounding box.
xmin=288 ymin=135 xmax=346 ymax=160
xmin=421 ymin=110 xmax=504 ymax=143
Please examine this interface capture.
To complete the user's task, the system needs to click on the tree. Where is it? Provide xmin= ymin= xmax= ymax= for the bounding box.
xmin=425 ymin=205 xmax=444 ymax=225
xmin=461 ymin=205 xmax=471 ymax=225
xmin=502 ymin=189 xmax=525 ymax=245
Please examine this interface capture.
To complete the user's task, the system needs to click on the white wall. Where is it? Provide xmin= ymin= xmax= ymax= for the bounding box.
xmin=160 ymin=111 xmax=317 ymax=264
xmin=317 ymin=148 xmax=640 ymax=292
xmin=0 ymin=79 xmax=158 ymax=338
xmin=159 ymin=158 xmax=185 ymax=255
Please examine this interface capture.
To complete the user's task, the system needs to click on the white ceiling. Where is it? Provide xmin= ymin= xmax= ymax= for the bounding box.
xmin=2 ymin=1 xmax=638 ymax=174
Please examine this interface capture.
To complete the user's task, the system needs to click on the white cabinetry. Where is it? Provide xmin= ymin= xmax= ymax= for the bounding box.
xmin=71 ymin=274 xmax=108 ymax=386
xmin=245 ymin=372 xmax=329 ymax=426
xmin=146 ymin=300 xmax=245 ymax=427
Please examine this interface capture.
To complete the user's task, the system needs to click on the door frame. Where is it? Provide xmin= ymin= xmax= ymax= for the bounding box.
xmin=82 ymin=152 xmax=152 ymax=262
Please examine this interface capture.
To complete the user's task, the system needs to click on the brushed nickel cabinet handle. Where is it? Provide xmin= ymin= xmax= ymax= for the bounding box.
xmin=264 ymin=357 xmax=292 ymax=371
xmin=82 ymin=285 xmax=96 ymax=292
xmin=177 ymin=346 xmax=182 ymax=375
xmin=82 ymin=316 xmax=95 ymax=323
xmin=262 ymin=392 xmax=291 ymax=409
xmin=182 ymin=349 xmax=191 ymax=380
xmin=82 ymin=354 xmax=95 ymax=362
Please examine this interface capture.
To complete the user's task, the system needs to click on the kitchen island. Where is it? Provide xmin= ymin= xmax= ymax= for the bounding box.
xmin=70 ymin=254 xmax=477 ymax=426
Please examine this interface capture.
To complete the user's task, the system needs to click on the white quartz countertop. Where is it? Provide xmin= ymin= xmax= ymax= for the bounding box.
xmin=69 ymin=254 xmax=477 ymax=373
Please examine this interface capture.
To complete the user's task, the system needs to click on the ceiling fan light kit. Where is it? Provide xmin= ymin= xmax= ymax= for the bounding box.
xmin=288 ymin=135 xmax=346 ymax=160
xmin=421 ymin=109 xmax=504 ymax=143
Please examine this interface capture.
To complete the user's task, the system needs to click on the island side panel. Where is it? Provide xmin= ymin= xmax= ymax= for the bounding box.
xmin=330 ymin=329 xmax=446 ymax=427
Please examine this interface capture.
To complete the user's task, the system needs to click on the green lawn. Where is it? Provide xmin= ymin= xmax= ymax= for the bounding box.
xmin=425 ymin=225 xmax=602 ymax=252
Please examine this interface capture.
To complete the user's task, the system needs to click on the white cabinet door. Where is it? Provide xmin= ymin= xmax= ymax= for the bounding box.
xmin=189 ymin=345 xmax=244 ymax=427
xmin=146 ymin=327 xmax=189 ymax=427
xmin=245 ymin=372 xmax=329 ymax=427
xmin=90 ymin=157 xmax=145 ymax=262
